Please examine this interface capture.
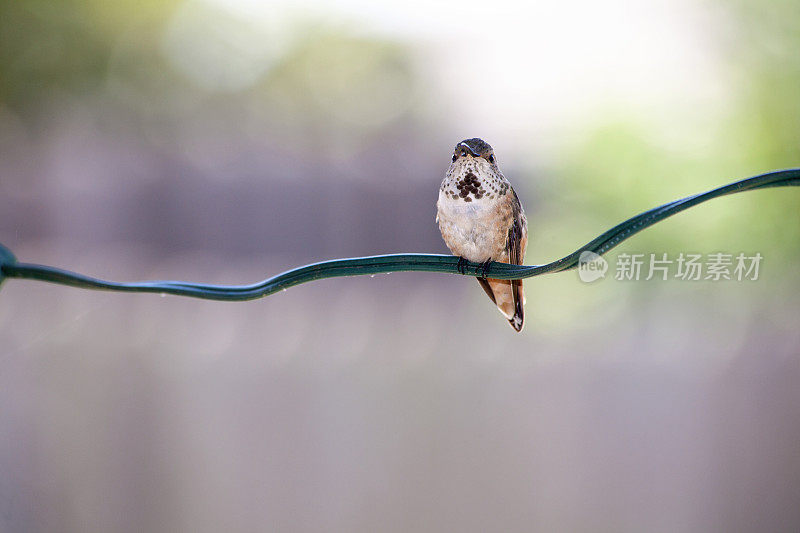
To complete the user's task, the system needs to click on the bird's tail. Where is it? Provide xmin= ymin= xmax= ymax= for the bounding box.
xmin=507 ymin=279 xmax=524 ymax=332
xmin=477 ymin=278 xmax=525 ymax=333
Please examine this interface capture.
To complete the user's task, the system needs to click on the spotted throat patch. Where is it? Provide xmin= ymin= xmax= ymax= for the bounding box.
xmin=456 ymin=172 xmax=489 ymax=202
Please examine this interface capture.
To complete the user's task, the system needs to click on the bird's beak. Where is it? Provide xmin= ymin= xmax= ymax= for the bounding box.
xmin=459 ymin=143 xmax=479 ymax=156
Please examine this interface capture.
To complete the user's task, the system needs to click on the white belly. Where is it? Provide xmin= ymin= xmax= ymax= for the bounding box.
xmin=436 ymin=192 xmax=506 ymax=262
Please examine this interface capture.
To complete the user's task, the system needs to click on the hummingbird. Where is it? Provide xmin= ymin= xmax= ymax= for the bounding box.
xmin=436 ymin=138 xmax=528 ymax=331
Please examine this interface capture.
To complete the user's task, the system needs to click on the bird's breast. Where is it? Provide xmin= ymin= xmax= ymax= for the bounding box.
xmin=437 ymin=192 xmax=499 ymax=222
xmin=436 ymin=192 xmax=511 ymax=262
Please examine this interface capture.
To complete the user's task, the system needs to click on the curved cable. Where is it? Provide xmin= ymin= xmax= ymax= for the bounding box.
xmin=1 ymin=168 xmax=798 ymax=301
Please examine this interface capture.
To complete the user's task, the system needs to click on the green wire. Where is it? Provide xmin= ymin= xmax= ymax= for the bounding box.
xmin=1 ymin=168 xmax=798 ymax=301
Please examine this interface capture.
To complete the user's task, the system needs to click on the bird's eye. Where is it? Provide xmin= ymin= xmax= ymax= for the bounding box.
xmin=488 ymin=154 xmax=495 ymax=163
xmin=452 ymin=154 xmax=457 ymax=162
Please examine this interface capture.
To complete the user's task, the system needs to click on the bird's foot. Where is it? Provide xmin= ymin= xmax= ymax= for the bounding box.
xmin=480 ymin=259 xmax=493 ymax=278
xmin=456 ymin=256 xmax=468 ymax=275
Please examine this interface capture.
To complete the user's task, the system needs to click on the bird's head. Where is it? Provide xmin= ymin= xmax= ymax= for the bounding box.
xmin=451 ymin=138 xmax=496 ymax=166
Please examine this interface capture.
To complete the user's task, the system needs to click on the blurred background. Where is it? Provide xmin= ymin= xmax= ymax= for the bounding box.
xmin=1 ymin=0 xmax=799 ymax=531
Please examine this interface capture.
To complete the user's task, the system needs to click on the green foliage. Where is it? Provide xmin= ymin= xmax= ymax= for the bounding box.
xmin=0 ymin=0 xmax=177 ymax=113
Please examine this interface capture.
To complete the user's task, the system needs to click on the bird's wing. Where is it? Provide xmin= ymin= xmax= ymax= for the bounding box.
xmin=507 ymin=188 xmax=527 ymax=330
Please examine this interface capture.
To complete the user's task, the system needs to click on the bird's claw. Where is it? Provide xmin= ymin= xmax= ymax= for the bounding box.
xmin=480 ymin=260 xmax=493 ymax=278
xmin=456 ymin=256 xmax=468 ymax=275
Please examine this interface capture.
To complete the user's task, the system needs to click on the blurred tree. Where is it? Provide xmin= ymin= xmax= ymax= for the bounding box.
xmin=542 ymin=0 xmax=800 ymax=283
xmin=0 ymin=0 xmax=177 ymax=116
